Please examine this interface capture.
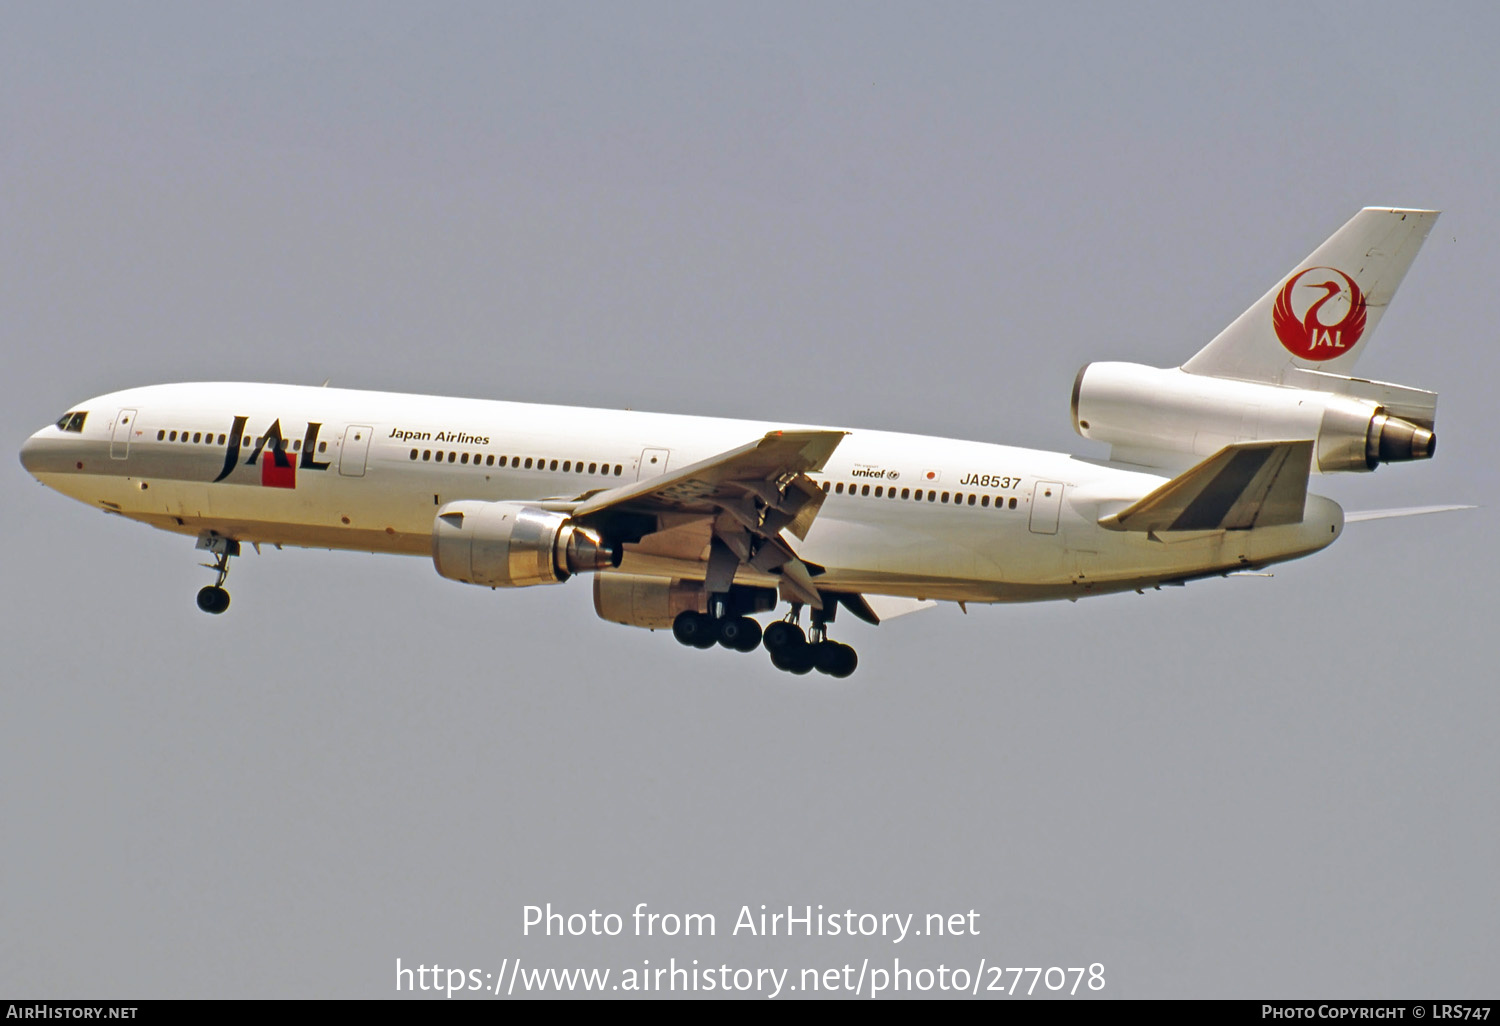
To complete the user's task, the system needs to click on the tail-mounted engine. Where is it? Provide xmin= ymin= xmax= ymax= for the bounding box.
xmin=432 ymin=501 xmax=619 ymax=587
xmin=1071 ymin=362 xmax=1436 ymax=473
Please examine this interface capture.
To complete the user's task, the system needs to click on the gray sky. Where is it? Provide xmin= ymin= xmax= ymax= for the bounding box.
xmin=2 ymin=1 xmax=1494 ymax=999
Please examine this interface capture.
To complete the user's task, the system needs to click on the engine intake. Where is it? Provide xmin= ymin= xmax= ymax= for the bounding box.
xmin=432 ymin=501 xmax=618 ymax=588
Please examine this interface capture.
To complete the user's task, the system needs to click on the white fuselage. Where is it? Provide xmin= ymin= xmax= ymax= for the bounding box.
xmin=20 ymin=382 xmax=1344 ymax=604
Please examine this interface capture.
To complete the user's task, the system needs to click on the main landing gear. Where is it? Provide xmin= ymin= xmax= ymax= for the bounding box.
xmin=671 ymin=600 xmax=858 ymax=678
xmin=764 ymin=608 xmax=858 ymax=678
xmin=672 ymin=590 xmax=764 ymax=652
xmin=195 ymin=533 xmax=239 ymax=615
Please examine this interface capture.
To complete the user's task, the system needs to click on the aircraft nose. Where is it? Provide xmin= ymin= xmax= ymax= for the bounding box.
xmin=19 ymin=429 xmax=71 ymax=477
xmin=19 ymin=432 xmax=44 ymax=475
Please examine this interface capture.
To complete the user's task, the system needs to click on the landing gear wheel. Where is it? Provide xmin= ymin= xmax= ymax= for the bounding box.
xmin=770 ymin=638 xmax=815 ymax=675
xmin=195 ymin=533 xmax=240 ymax=614
xmin=717 ymin=616 xmax=763 ymax=652
xmin=813 ymin=641 xmax=857 ymax=678
xmin=196 ymin=585 xmax=230 ymax=615
xmin=762 ymin=621 xmax=804 ymax=654
xmin=672 ymin=611 xmax=718 ymax=649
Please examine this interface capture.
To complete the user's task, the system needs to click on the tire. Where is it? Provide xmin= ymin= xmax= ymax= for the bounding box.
xmin=811 ymin=641 xmax=842 ymax=675
xmin=828 ymin=643 xmax=858 ymax=678
xmin=673 ymin=610 xmax=713 ymax=647
xmin=719 ymin=616 xmax=762 ymax=652
xmin=196 ymin=586 xmax=230 ymax=615
xmin=762 ymin=621 xmax=804 ymax=653
xmin=778 ymin=639 xmax=815 ymax=675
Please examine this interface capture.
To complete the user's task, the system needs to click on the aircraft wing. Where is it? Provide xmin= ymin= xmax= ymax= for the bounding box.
xmin=570 ymin=430 xmax=847 ymax=607
xmin=1099 ymin=440 xmax=1313 ymax=533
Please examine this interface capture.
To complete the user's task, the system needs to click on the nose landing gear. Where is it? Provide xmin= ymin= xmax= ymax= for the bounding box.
xmin=195 ymin=533 xmax=239 ymax=615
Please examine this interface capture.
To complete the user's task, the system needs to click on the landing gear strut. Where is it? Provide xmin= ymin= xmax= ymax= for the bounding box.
xmin=195 ymin=533 xmax=239 ymax=615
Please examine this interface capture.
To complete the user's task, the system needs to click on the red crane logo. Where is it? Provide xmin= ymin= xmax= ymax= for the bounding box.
xmin=1272 ymin=266 xmax=1367 ymax=361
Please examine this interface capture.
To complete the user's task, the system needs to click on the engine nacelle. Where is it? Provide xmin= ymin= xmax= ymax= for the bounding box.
xmin=1071 ymin=362 xmax=1435 ymax=473
xmin=593 ymin=574 xmax=707 ymax=629
xmin=432 ymin=501 xmax=617 ymax=588
xmin=593 ymin=574 xmax=777 ymax=629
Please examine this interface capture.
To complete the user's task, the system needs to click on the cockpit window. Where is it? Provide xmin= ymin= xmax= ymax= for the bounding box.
xmin=55 ymin=411 xmax=87 ymax=432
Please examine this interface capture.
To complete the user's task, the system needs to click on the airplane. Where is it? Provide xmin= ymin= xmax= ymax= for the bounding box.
xmin=20 ymin=208 xmax=1459 ymax=678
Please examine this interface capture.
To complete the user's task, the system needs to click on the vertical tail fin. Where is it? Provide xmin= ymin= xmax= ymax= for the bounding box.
xmin=1181 ymin=207 xmax=1439 ymax=384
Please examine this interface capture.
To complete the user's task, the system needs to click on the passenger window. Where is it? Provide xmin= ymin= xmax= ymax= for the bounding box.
xmin=861 ymin=485 xmax=870 ymax=497
xmin=409 ymin=449 xmax=418 ymax=460
xmin=292 ymin=439 xmax=301 ymax=451
xmin=874 ymin=486 xmax=883 ymax=497
xmin=217 ymin=434 xmax=226 ymax=445
xmin=168 ymin=431 xmax=177 ymax=441
xmin=981 ymin=495 xmax=990 ymax=507
xmin=968 ymin=494 xmax=976 ymax=505
xmin=192 ymin=432 xmax=201 ymax=443
xmin=901 ymin=488 xmax=910 ymax=499
xmin=1009 ymin=497 xmax=1017 ymax=509
xmin=835 ymin=482 xmax=844 ymax=494
xmin=318 ymin=441 xmax=327 ymax=452
xmin=588 ymin=462 xmax=597 ymax=474
xmin=550 ymin=459 xmax=558 ymax=471
xmin=486 ymin=455 xmax=494 ymax=466
xmin=448 ymin=452 xmax=456 ymax=463
xmin=563 ymin=460 xmax=571 ymax=472
xmin=460 ymin=453 xmax=469 ymax=464
xmin=615 ymin=465 xmax=623 ymax=476
xmin=942 ymin=491 xmax=950 ymax=503
xmin=524 ymin=458 xmax=533 ymax=469
xmin=423 ymin=450 xmax=431 ymax=461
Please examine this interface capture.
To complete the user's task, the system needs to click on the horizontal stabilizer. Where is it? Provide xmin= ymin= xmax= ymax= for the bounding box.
xmin=1100 ymin=440 xmax=1313 ymax=533
xmin=1344 ymin=504 xmax=1475 ymax=523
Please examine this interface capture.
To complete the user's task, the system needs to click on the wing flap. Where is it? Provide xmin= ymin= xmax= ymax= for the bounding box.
xmin=1100 ymin=440 xmax=1313 ymax=533
xmin=572 ymin=429 xmax=847 ymax=610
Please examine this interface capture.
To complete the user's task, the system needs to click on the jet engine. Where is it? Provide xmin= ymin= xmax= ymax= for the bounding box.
xmin=592 ymin=574 xmax=777 ymax=629
xmin=592 ymin=574 xmax=707 ymax=629
xmin=432 ymin=501 xmax=618 ymax=588
xmin=1071 ymin=362 xmax=1435 ymax=473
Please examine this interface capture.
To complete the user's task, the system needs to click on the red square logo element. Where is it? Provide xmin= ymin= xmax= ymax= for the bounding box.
xmin=261 ymin=454 xmax=296 ymax=489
